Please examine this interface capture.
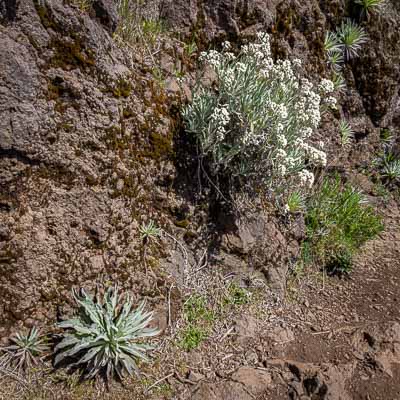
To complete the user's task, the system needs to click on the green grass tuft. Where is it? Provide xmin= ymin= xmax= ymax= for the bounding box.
xmin=304 ymin=175 xmax=383 ymax=274
xmin=286 ymin=191 xmax=305 ymax=214
xmin=223 ymin=283 xmax=250 ymax=306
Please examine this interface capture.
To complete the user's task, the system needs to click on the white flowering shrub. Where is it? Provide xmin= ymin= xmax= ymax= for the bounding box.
xmin=182 ymin=33 xmax=335 ymax=200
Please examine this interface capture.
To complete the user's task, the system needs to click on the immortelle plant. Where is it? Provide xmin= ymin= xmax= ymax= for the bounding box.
xmin=182 ymin=33 xmax=336 ymax=204
xmin=55 ymin=287 xmax=159 ymax=380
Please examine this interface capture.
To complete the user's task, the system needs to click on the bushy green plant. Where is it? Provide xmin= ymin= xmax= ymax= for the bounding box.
xmin=141 ymin=19 xmax=165 ymax=44
xmin=178 ymin=326 xmax=207 ymax=351
xmin=69 ymin=0 xmax=92 ymax=11
xmin=55 ymin=287 xmax=159 ymax=380
xmin=183 ymin=33 xmax=336 ymax=201
xmin=339 ymin=119 xmax=354 ymax=147
xmin=178 ymin=296 xmax=214 ymax=351
xmin=184 ymin=296 xmax=214 ymax=323
xmin=305 ymin=176 xmax=383 ymax=272
xmin=337 ymin=19 xmax=368 ymax=60
xmin=354 ymin=0 xmax=386 ymax=18
xmin=325 ymin=250 xmax=353 ymax=275
xmin=1 ymin=327 xmax=48 ymax=371
xmin=223 ymin=283 xmax=250 ymax=305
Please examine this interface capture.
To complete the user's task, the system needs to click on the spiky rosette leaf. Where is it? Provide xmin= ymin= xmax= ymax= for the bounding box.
xmin=1 ymin=327 xmax=49 ymax=371
xmin=55 ymin=287 xmax=159 ymax=380
xmin=139 ymin=220 xmax=162 ymax=242
xmin=339 ymin=119 xmax=354 ymax=147
xmin=337 ymin=19 xmax=368 ymax=60
xmin=380 ymin=153 xmax=400 ymax=183
xmin=324 ymin=31 xmax=341 ymax=53
xmin=354 ymin=0 xmax=386 ymax=18
xmin=332 ymin=72 xmax=346 ymax=93
xmin=327 ymin=49 xmax=344 ymax=72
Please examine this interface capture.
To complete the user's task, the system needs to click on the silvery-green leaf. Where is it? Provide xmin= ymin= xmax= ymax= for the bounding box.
xmin=54 ymin=335 xmax=81 ymax=352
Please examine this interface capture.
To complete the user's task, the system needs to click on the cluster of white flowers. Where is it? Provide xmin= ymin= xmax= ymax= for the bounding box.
xmin=307 ymin=91 xmax=322 ymax=128
xmin=293 ymin=139 xmax=327 ymax=166
xmin=276 ymin=164 xmax=287 ymax=177
xmin=307 ymin=146 xmax=327 ymax=166
xmin=184 ymin=32 xmax=337 ymax=198
xmin=221 ymin=67 xmax=235 ymax=89
xmin=299 ymin=127 xmax=313 ymax=138
xmin=222 ymin=41 xmax=231 ymax=51
xmin=325 ymin=96 xmax=337 ymax=109
xmin=277 ymin=134 xmax=287 ymax=147
xmin=292 ymin=58 xmax=302 ymax=68
xmin=199 ymin=50 xmax=222 ymax=68
xmin=210 ymin=105 xmax=230 ymax=141
xmin=319 ymin=78 xmax=335 ymax=94
xmin=297 ymin=169 xmax=315 ymax=188
xmin=242 ymin=32 xmax=271 ymax=59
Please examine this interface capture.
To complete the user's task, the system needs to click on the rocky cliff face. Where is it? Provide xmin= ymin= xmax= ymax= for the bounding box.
xmin=0 ymin=0 xmax=182 ymax=335
xmin=0 ymin=0 xmax=399 ymax=361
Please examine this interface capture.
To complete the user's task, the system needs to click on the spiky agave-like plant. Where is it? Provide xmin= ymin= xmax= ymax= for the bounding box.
xmin=337 ymin=19 xmax=368 ymax=60
xmin=1 ymin=327 xmax=49 ymax=371
xmin=324 ymin=32 xmax=345 ymax=82
xmin=324 ymin=31 xmax=341 ymax=53
xmin=55 ymin=287 xmax=160 ymax=380
xmin=381 ymin=154 xmax=400 ymax=183
xmin=327 ymin=49 xmax=344 ymax=72
xmin=339 ymin=119 xmax=354 ymax=147
xmin=354 ymin=0 xmax=386 ymax=18
xmin=139 ymin=220 xmax=162 ymax=243
xmin=332 ymin=72 xmax=346 ymax=93
xmin=286 ymin=191 xmax=305 ymax=213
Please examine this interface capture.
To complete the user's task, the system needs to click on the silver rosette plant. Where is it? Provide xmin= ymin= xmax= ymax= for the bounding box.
xmin=55 ymin=287 xmax=159 ymax=380
xmin=1 ymin=327 xmax=49 ymax=371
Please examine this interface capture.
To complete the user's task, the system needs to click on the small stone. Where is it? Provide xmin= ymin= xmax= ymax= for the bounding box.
xmin=188 ymin=371 xmax=205 ymax=383
xmin=116 ymin=178 xmax=124 ymax=191
xmin=231 ymin=367 xmax=272 ymax=395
